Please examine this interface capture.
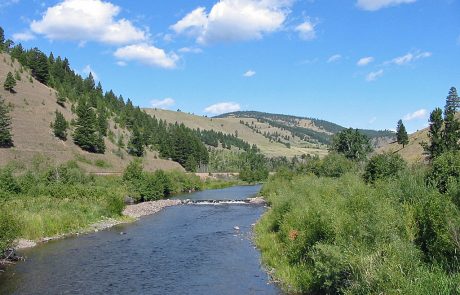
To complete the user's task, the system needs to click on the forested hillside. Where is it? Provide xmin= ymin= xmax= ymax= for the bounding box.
xmin=0 ymin=26 xmax=208 ymax=172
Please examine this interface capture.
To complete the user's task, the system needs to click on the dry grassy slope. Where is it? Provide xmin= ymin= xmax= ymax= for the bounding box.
xmin=377 ymin=113 xmax=460 ymax=163
xmin=143 ymin=108 xmax=328 ymax=158
xmin=0 ymin=53 xmax=183 ymax=172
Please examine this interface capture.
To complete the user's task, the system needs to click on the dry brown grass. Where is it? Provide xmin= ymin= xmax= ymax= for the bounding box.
xmin=0 ymin=53 xmax=183 ymax=172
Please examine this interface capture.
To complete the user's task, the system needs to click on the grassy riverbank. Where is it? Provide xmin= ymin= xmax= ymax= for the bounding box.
xmin=0 ymin=159 xmax=241 ymax=252
xmin=255 ymin=157 xmax=460 ymax=294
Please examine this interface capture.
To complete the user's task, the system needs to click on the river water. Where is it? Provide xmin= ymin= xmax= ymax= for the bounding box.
xmin=0 ymin=185 xmax=281 ymax=295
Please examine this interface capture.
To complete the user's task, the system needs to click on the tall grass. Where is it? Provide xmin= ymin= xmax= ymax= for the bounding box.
xmin=256 ymin=169 xmax=460 ymax=294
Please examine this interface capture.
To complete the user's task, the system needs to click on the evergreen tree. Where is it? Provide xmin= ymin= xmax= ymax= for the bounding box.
xmin=423 ymin=108 xmax=444 ymax=159
xmin=0 ymin=96 xmax=13 ymax=147
xmin=128 ymin=126 xmax=144 ymax=157
xmin=3 ymin=72 xmax=16 ymax=92
xmin=443 ymin=87 xmax=460 ymax=152
xmin=0 ymin=26 xmax=4 ymax=50
xmin=97 ymin=108 xmax=108 ymax=136
xmin=56 ymin=91 xmax=66 ymax=107
xmin=445 ymin=87 xmax=460 ymax=113
xmin=396 ymin=119 xmax=409 ymax=148
xmin=73 ymin=100 xmax=105 ymax=153
xmin=26 ymin=48 xmax=49 ymax=84
xmin=52 ymin=110 xmax=69 ymax=140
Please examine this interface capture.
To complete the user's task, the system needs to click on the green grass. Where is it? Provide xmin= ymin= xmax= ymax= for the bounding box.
xmin=255 ymin=171 xmax=460 ymax=294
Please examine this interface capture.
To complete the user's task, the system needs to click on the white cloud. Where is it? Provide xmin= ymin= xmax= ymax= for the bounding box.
xmin=82 ymin=65 xmax=99 ymax=81
xmin=389 ymin=51 xmax=431 ymax=65
xmin=151 ymin=98 xmax=175 ymax=109
xmin=327 ymin=54 xmax=342 ymax=63
xmin=171 ymin=0 xmax=293 ymax=44
xmin=204 ymin=102 xmax=241 ymax=115
xmin=243 ymin=70 xmax=256 ymax=77
xmin=12 ymin=31 xmax=35 ymax=41
xmin=357 ymin=56 xmax=374 ymax=66
xmin=116 ymin=61 xmax=127 ymax=67
xmin=30 ymin=0 xmax=147 ymax=45
xmin=356 ymin=0 xmax=416 ymax=11
xmin=178 ymin=47 xmax=203 ymax=54
xmin=295 ymin=20 xmax=316 ymax=41
xmin=403 ymin=109 xmax=428 ymax=121
xmin=366 ymin=69 xmax=384 ymax=81
xmin=114 ymin=43 xmax=179 ymax=69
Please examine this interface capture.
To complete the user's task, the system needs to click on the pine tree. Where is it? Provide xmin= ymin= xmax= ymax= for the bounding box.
xmin=128 ymin=126 xmax=144 ymax=157
xmin=0 ymin=26 xmax=4 ymax=47
xmin=97 ymin=108 xmax=108 ymax=136
xmin=443 ymin=87 xmax=460 ymax=152
xmin=423 ymin=108 xmax=444 ymax=159
xmin=445 ymin=87 xmax=460 ymax=113
xmin=396 ymin=119 xmax=409 ymax=148
xmin=73 ymin=100 xmax=105 ymax=153
xmin=0 ymin=96 xmax=13 ymax=147
xmin=3 ymin=72 xmax=16 ymax=92
xmin=52 ymin=110 xmax=69 ymax=140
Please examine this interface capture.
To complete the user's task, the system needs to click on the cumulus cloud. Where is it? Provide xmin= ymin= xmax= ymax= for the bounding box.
xmin=403 ymin=109 xmax=428 ymax=121
xmin=204 ymin=102 xmax=241 ymax=115
xmin=114 ymin=43 xmax=179 ymax=69
xmin=171 ymin=0 xmax=293 ymax=44
xmin=243 ymin=70 xmax=256 ymax=77
xmin=366 ymin=69 xmax=384 ymax=81
xmin=357 ymin=56 xmax=374 ymax=66
xmin=151 ymin=98 xmax=176 ymax=109
xmin=388 ymin=51 xmax=432 ymax=65
xmin=30 ymin=0 xmax=147 ymax=45
xmin=327 ymin=54 xmax=342 ymax=63
xmin=356 ymin=0 xmax=416 ymax=11
xmin=12 ymin=31 xmax=35 ymax=42
xmin=295 ymin=20 xmax=316 ymax=41
xmin=82 ymin=65 xmax=99 ymax=81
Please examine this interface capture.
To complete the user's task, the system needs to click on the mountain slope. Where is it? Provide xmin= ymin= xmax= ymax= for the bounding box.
xmin=0 ymin=53 xmax=183 ymax=172
xmin=143 ymin=109 xmax=395 ymax=158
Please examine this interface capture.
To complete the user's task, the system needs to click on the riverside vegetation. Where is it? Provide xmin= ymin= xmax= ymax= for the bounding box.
xmin=0 ymin=157 xmax=240 ymax=256
xmin=255 ymin=88 xmax=460 ymax=294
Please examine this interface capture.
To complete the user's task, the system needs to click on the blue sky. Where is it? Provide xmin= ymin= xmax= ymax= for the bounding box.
xmin=1 ymin=0 xmax=459 ymax=132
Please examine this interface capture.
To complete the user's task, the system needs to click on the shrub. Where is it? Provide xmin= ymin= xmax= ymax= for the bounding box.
xmin=427 ymin=151 xmax=460 ymax=193
xmin=319 ymin=153 xmax=355 ymax=178
xmin=363 ymin=153 xmax=406 ymax=183
xmin=0 ymin=167 xmax=21 ymax=194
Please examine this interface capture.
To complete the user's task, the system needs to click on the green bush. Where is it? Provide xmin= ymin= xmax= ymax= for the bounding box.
xmin=363 ymin=153 xmax=406 ymax=183
xmin=256 ymin=172 xmax=460 ymax=294
xmin=427 ymin=151 xmax=460 ymax=193
xmin=319 ymin=153 xmax=356 ymax=178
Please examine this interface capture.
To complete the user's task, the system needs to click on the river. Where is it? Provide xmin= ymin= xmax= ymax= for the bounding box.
xmin=0 ymin=185 xmax=281 ymax=295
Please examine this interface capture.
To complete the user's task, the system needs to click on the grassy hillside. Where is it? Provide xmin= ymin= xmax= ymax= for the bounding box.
xmin=0 ymin=53 xmax=183 ymax=172
xmin=144 ymin=109 xmax=395 ymax=159
xmin=144 ymin=108 xmax=329 ymax=158
xmin=377 ymin=113 xmax=460 ymax=163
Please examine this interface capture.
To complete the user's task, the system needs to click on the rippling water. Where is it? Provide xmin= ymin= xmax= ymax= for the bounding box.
xmin=0 ymin=185 xmax=281 ymax=295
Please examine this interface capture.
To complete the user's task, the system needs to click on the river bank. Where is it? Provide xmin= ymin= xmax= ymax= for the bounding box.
xmin=13 ymin=199 xmax=184 ymax=250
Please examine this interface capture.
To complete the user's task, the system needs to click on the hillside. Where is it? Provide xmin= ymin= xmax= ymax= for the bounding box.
xmin=144 ymin=109 xmax=395 ymax=158
xmin=144 ymin=109 xmax=329 ymax=158
xmin=377 ymin=112 xmax=460 ymax=163
xmin=0 ymin=53 xmax=183 ymax=172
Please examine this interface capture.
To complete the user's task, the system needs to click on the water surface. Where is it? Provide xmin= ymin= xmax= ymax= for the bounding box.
xmin=0 ymin=185 xmax=280 ymax=295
